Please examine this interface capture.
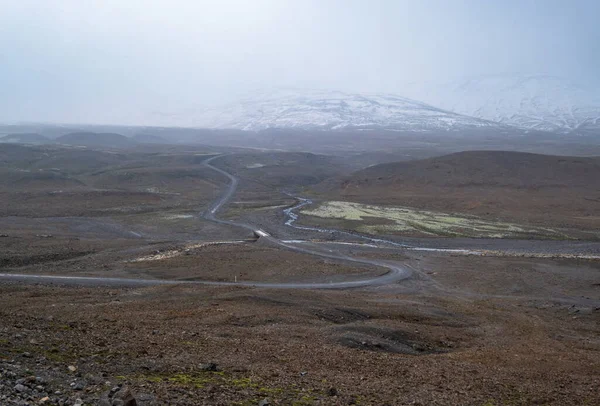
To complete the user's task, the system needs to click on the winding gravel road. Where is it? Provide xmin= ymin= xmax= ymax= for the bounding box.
xmin=0 ymin=155 xmax=411 ymax=289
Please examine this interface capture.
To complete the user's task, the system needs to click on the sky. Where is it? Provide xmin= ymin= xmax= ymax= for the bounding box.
xmin=1 ymin=0 xmax=599 ymax=124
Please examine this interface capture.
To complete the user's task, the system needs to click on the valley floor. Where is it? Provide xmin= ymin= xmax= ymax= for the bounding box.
xmin=1 ymin=146 xmax=599 ymax=405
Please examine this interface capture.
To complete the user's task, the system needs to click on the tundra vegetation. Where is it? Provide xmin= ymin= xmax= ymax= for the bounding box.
xmin=301 ymin=200 xmax=570 ymax=239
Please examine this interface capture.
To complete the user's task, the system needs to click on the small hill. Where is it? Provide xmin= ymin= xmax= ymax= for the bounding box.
xmin=0 ymin=168 xmax=85 ymax=191
xmin=56 ymin=132 xmax=136 ymax=148
xmin=0 ymin=144 xmax=128 ymax=175
xmin=321 ymin=151 xmax=600 ymax=232
xmin=0 ymin=133 xmax=51 ymax=145
xmin=89 ymin=166 xmax=219 ymax=190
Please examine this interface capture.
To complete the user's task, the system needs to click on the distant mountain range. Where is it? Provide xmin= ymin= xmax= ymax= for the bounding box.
xmin=1 ymin=75 xmax=599 ymax=138
xmin=55 ymin=132 xmax=136 ymax=148
xmin=152 ymin=89 xmax=508 ymax=132
xmin=149 ymin=76 xmax=599 ymax=135
xmin=399 ymin=74 xmax=600 ymax=135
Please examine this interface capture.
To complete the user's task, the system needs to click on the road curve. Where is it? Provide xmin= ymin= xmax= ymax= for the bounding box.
xmin=200 ymin=154 xmax=411 ymax=288
xmin=0 ymin=155 xmax=411 ymax=289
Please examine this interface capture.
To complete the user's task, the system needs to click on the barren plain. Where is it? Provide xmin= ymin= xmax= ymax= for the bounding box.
xmin=0 ymin=143 xmax=598 ymax=406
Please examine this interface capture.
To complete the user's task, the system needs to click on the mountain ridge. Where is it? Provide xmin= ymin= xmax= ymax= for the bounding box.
xmin=399 ymin=74 xmax=600 ymax=135
xmin=151 ymin=89 xmax=511 ymax=133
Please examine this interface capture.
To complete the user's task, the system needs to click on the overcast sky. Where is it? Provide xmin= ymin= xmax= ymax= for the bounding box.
xmin=1 ymin=0 xmax=599 ymax=124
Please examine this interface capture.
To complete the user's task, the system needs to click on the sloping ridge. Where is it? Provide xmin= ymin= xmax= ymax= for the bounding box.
xmin=400 ymin=75 xmax=600 ymax=135
xmin=0 ymin=133 xmax=51 ymax=144
xmin=318 ymin=150 xmax=600 ymax=231
xmin=344 ymin=151 xmax=600 ymax=189
xmin=56 ymin=132 xmax=136 ymax=148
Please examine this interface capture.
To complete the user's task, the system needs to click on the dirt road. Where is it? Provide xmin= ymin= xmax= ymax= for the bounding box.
xmin=0 ymin=155 xmax=411 ymax=288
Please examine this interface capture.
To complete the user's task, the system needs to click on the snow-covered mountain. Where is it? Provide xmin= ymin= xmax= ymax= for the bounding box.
xmin=399 ymin=75 xmax=600 ymax=135
xmin=152 ymin=89 xmax=506 ymax=132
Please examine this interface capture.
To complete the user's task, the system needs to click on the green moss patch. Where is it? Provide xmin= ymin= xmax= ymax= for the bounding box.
xmin=301 ymin=201 xmax=568 ymax=239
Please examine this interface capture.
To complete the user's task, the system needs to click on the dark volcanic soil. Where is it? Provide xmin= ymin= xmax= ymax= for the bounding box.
xmin=1 ymin=258 xmax=598 ymax=405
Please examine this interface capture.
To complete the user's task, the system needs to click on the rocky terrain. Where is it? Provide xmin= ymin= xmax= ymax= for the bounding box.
xmin=0 ymin=144 xmax=598 ymax=405
xmin=0 ymin=250 xmax=598 ymax=405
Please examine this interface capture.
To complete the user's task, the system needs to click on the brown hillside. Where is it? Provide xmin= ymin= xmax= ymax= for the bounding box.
xmin=324 ymin=151 xmax=600 ymax=231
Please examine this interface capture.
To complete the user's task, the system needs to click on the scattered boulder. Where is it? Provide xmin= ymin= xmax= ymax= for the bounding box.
xmin=14 ymin=384 xmax=27 ymax=393
xmin=73 ymin=381 xmax=86 ymax=391
xmin=199 ymin=363 xmax=219 ymax=372
xmin=100 ymin=386 xmax=137 ymax=406
xmin=114 ymin=387 xmax=138 ymax=406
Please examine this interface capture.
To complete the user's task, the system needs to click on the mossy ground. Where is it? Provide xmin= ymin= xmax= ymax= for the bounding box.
xmin=129 ymin=371 xmax=325 ymax=405
xmin=301 ymin=201 xmax=570 ymax=239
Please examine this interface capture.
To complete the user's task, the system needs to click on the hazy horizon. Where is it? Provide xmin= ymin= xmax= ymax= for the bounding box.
xmin=2 ymin=0 xmax=599 ymax=125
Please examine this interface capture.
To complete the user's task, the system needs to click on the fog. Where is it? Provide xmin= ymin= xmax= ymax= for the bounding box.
xmin=1 ymin=0 xmax=599 ymax=124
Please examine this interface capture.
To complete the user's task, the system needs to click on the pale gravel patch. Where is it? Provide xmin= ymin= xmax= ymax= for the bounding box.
xmin=128 ymin=241 xmax=246 ymax=262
